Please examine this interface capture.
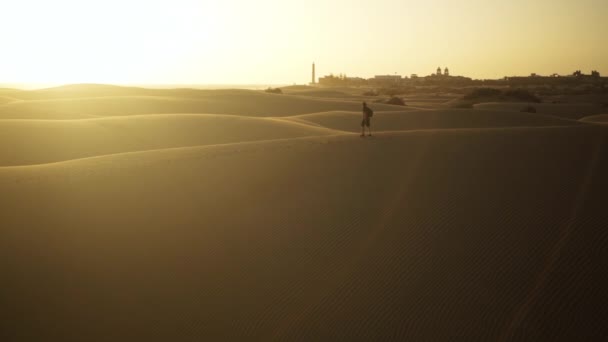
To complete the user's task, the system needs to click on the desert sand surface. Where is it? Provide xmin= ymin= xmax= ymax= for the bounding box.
xmin=288 ymin=108 xmax=579 ymax=133
xmin=0 ymin=115 xmax=337 ymax=166
xmin=0 ymin=85 xmax=407 ymax=120
xmin=474 ymin=102 xmax=605 ymax=120
xmin=1 ymin=85 xmax=607 ymax=341
xmin=580 ymin=114 xmax=608 ymax=124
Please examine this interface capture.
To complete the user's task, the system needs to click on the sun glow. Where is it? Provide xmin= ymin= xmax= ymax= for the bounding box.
xmin=2 ymin=0 xmax=223 ymax=84
xmin=1 ymin=0 xmax=607 ymax=85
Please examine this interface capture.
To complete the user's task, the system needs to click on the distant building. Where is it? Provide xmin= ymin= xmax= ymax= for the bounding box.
xmin=432 ymin=67 xmax=451 ymax=77
xmin=318 ymin=73 xmax=365 ymax=86
xmin=373 ymin=75 xmax=402 ymax=81
xmin=369 ymin=75 xmax=402 ymax=86
xmin=318 ymin=74 xmax=341 ymax=86
xmin=345 ymin=77 xmax=366 ymax=86
xmin=314 ymin=65 xmax=604 ymax=88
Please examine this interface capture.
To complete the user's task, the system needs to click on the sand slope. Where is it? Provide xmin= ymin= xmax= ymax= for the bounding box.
xmin=282 ymin=89 xmax=353 ymax=98
xmin=2 ymin=85 xmax=607 ymax=340
xmin=287 ymin=109 xmax=580 ymax=133
xmin=0 ymin=96 xmax=18 ymax=105
xmin=580 ymin=114 xmax=608 ymax=124
xmin=1 ymin=125 xmax=607 ymax=341
xmin=474 ymin=102 xmax=605 ymax=120
xmin=0 ymin=88 xmax=407 ymax=120
xmin=0 ymin=114 xmax=338 ymax=166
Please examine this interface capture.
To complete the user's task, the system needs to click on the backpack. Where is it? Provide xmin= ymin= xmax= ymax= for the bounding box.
xmin=365 ymin=107 xmax=374 ymax=117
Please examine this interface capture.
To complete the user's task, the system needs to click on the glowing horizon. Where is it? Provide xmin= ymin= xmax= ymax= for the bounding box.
xmin=1 ymin=0 xmax=607 ymax=85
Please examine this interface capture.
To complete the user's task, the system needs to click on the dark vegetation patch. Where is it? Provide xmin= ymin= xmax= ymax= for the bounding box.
xmin=463 ymin=88 xmax=541 ymax=103
xmin=521 ymin=105 xmax=537 ymax=113
xmin=386 ymin=96 xmax=406 ymax=106
xmin=265 ymin=87 xmax=283 ymax=94
xmin=373 ymin=96 xmax=407 ymax=106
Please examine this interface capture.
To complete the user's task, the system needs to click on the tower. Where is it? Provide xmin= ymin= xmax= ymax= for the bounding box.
xmin=312 ymin=63 xmax=316 ymax=84
xmin=444 ymin=67 xmax=449 ymax=76
xmin=437 ymin=67 xmax=442 ymax=76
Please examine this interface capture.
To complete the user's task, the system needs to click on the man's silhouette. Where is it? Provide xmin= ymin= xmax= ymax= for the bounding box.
xmin=361 ymin=102 xmax=373 ymax=137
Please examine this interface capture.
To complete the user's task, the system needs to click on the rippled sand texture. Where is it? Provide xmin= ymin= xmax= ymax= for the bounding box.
xmin=1 ymin=85 xmax=607 ymax=341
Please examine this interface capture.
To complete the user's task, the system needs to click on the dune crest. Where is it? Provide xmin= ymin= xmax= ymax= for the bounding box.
xmin=0 ymin=114 xmax=340 ymax=166
xmin=1 ymin=125 xmax=607 ymax=340
xmin=2 ymin=85 xmax=608 ymax=341
xmin=580 ymin=114 xmax=608 ymax=124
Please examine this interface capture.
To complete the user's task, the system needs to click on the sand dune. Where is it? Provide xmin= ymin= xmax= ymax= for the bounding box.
xmin=281 ymin=85 xmax=364 ymax=96
xmin=1 ymin=125 xmax=607 ymax=341
xmin=0 ymin=88 xmax=24 ymax=97
xmin=280 ymin=88 xmax=353 ymax=98
xmin=0 ymin=92 xmax=406 ymax=119
xmin=2 ymin=84 xmax=206 ymax=100
xmin=580 ymin=114 xmax=608 ymax=124
xmin=0 ymin=114 xmax=338 ymax=166
xmin=474 ymin=102 xmax=605 ymax=120
xmin=0 ymin=96 xmax=19 ymax=105
xmin=2 ymin=85 xmax=607 ymax=340
xmin=404 ymin=93 xmax=462 ymax=108
xmin=287 ymin=108 xmax=580 ymax=133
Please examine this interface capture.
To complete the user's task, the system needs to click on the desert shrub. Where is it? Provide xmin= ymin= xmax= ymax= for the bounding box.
xmin=520 ymin=105 xmax=537 ymax=113
xmin=463 ymin=87 xmax=541 ymax=103
xmin=504 ymin=88 xmax=541 ymax=103
xmin=463 ymin=87 xmax=501 ymax=100
xmin=386 ymin=96 xmax=406 ymax=106
xmin=265 ymin=87 xmax=283 ymax=94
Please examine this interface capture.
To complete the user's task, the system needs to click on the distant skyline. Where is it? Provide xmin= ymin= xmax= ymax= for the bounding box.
xmin=1 ymin=0 xmax=607 ymax=85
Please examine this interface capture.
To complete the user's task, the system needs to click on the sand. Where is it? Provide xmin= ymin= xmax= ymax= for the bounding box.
xmin=287 ymin=108 xmax=579 ymax=133
xmin=474 ymin=102 xmax=605 ymax=120
xmin=0 ymin=115 xmax=337 ymax=166
xmin=0 ymin=86 xmax=406 ymax=120
xmin=580 ymin=114 xmax=608 ymax=125
xmin=1 ymin=85 xmax=607 ymax=341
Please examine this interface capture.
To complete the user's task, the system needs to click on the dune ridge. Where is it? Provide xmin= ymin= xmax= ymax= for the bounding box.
xmin=0 ymin=114 xmax=341 ymax=166
xmin=0 ymin=89 xmax=407 ymax=120
xmin=287 ymin=108 xmax=583 ymax=133
xmin=580 ymin=114 xmax=608 ymax=124
xmin=0 ymin=114 xmax=590 ymax=167
xmin=474 ymin=102 xmax=605 ymax=119
xmin=1 ymin=125 xmax=607 ymax=341
xmin=2 ymin=84 xmax=608 ymax=341
xmin=0 ymin=96 xmax=19 ymax=105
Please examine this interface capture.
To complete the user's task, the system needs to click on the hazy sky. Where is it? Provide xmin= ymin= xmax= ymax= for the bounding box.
xmin=1 ymin=0 xmax=607 ymax=85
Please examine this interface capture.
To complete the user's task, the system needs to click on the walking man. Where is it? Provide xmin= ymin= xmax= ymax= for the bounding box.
xmin=361 ymin=102 xmax=373 ymax=137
